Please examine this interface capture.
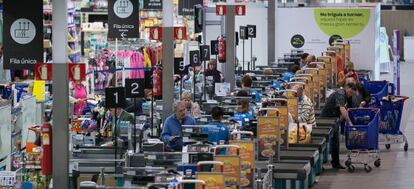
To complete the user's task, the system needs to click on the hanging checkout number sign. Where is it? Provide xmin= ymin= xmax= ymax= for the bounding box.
xmin=200 ymin=45 xmax=211 ymax=61
xmin=125 ymin=79 xmax=145 ymax=98
xmin=174 ymin=57 xmax=189 ymax=76
xmin=210 ymin=40 xmax=219 ymax=55
xmin=190 ymin=50 xmax=201 ymax=66
xmin=247 ymin=25 xmax=256 ymax=38
xmin=239 ymin=26 xmax=248 ymax=40
xmin=3 ymin=0 xmax=43 ymax=70
xmin=105 ymin=87 xmax=126 ymax=108
xmin=108 ymin=0 xmax=139 ymax=39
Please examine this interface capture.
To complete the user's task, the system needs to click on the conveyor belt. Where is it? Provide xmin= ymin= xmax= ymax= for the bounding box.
xmin=316 ymin=118 xmax=337 ymax=126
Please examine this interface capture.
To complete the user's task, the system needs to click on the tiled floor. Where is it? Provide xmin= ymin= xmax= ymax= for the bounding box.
xmin=316 ymin=62 xmax=414 ymax=189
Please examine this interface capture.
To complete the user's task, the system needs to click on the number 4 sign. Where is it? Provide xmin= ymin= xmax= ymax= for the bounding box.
xmin=125 ymin=79 xmax=145 ymax=98
xmin=105 ymin=87 xmax=126 ymax=108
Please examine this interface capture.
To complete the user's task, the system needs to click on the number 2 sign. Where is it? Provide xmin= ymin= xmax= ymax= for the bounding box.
xmin=125 ymin=79 xmax=145 ymax=98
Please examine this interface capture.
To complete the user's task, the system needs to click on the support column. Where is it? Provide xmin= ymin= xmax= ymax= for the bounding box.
xmin=225 ymin=5 xmax=236 ymax=90
xmin=52 ymin=0 xmax=69 ymax=188
xmin=268 ymin=0 xmax=276 ymax=65
xmin=162 ymin=0 xmax=174 ymax=120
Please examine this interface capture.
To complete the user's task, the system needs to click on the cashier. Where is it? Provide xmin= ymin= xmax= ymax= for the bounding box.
xmin=204 ymin=59 xmax=222 ymax=83
xmin=203 ymin=107 xmax=230 ymax=145
xmin=161 ymin=101 xmax=197 ymax=151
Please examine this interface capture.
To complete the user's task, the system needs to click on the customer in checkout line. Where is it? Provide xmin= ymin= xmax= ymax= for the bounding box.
xmin=181 ymin=91 xmax=201 ymax=118
xmin=302 ymin=54 xmax=316 ymax=68
xmin=344 ymin=62 xmax=359 ymax=82
xmin=100 ymin=107 xmax=134 ymax=147
xmin=320 ymin=83 xmax=358 ymax=169
xmin=109 ymin=107 xmax=134 ymax=134
xmin=292 ymin=84 xmax=316 ymax=127
xmin=299 ymin=53 xmax=309 ymax=68
xmin=161 ymin=101 xmax=197 ymax=151
xmin=203 ymin=106 xmax=230 ymax=145
xmin=345 ymin=77 xmax=371 ymax=108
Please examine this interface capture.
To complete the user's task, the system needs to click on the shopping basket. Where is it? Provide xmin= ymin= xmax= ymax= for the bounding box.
xmin=345 ymin=108 xmax=380 ymax=150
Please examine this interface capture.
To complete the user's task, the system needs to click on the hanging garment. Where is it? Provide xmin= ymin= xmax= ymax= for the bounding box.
xmin=130 ymin=52 xmax=145 ymax=79
xmin=73 ymin=83 xmax=87 ymax=115
xmin=143 ymin=48 xmax=152 ymax=67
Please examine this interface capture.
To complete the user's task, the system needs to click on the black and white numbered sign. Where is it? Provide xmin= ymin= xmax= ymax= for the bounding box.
xmin=239 ymin=26 xmax=248 ymax=40
xmin=190 ymin=50 xmax=201 ymax=66
xmin=125 ymin=79 xmax=145 ymax=98
xmin=3 ymin=0 xmax=43 ymax=70
xmin=108 ymin=0 xmax=139 ymax=39
xmin=210 ymin=40 xmax=219 ymax=55
xmin=247 ymin=25 xmax=256 ymax=38
xmin=200 ymin=45 xmax=210 ymax=61
xmin=174 ymin=57 xmax=189 ymax=76
xmin=105 ymin=87 xmax=126 ymax=108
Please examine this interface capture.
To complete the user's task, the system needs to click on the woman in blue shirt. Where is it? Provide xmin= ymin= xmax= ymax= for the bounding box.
xmin=203 ymin=107 xmax=230 ymax=144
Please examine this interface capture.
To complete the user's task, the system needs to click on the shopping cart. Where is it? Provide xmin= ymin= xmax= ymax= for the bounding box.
xmin=373 ymin=96 xmax=409 ymax=151
xmin=344 ymin=108 xmax=381 ymax=173
xmin=361 ymin=80 xmax=394 ymax=104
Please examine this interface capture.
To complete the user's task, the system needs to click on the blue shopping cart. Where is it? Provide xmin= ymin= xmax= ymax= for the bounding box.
xmin=372 ymin=96 xmax=409 ymax=151
xmin=344 ymin=108 xmax=381 ymax=173
xmin=361 ymin=80 xmax=395 ymax=105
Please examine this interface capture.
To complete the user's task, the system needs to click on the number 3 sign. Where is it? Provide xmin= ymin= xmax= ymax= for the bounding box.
xmin=125 ymin=79 xmax=145 ymax=98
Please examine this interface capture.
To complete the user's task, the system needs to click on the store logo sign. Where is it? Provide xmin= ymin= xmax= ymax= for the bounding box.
xmin=10 ymin=18 xmax=36 ymax=45
xmin=329 ymin=34 xmax=343 ymax=46
xmin=113 ymin=0 xmax=133 ymax=18
xmin=291 ymin=34 xmax=305 ymax=48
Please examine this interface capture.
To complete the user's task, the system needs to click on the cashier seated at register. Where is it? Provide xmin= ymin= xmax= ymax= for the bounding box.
xmin=202 ymin=106 xmax=230 ymax=145
xmin=161 ymin=101 xmax=197 ymax=151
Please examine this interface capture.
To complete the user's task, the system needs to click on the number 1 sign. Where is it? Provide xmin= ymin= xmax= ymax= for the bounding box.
xmin=105 ymin=87 xmax=126 ymax=108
